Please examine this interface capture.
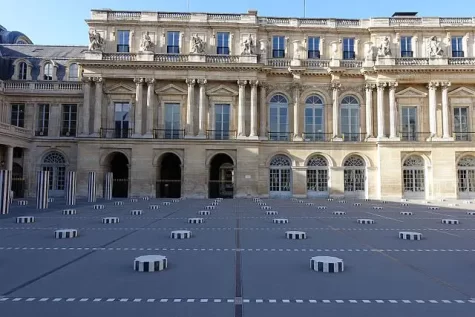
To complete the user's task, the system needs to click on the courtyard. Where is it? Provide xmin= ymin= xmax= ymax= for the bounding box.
xmin=0 ymin=197 xmax=475 ymax=317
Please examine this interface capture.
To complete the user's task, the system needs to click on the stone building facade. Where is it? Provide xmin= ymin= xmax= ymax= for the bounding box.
xmin=1 ymin=9 xmax=475 ymax=200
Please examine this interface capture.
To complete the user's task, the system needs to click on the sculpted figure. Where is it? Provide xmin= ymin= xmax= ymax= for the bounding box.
xmin=88 ymin=30 xmax=104 ymax=51
xmin=242 ymin=34 xmax=254 ymax=54
xmin=429 ymin=36 xmax=443 ymax=57
xmin=377 ymin=37 xmax=391 ymax=57
xmin=191 ymin=35 xmax=205 ymax=54
xmin=139 ymin=31 xmax=154 ymax=52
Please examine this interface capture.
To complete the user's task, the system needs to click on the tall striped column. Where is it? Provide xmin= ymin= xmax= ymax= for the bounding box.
xmin=65 ymin=171 xmax=77 ymax=206
xmin=87 ymin=172 xmax=97 ymax=203
xmin=36 ymin=170 xmax=49 ymax=210
xmin=104 ymin=172 xmax=113 ymax=200
xmin=0 ymin=170 xmax=11 ymax=214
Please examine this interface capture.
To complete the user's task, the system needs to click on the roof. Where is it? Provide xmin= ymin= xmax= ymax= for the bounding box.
xmin=0 ymin=44 xmax=88 ymax=60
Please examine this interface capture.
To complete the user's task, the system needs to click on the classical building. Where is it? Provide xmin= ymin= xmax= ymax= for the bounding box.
xmin=1 ymin=9 xmax=475 ymax=200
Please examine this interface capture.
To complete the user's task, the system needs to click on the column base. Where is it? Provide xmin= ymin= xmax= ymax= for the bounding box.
xmin=377 ymin=136 xmax=388 ymax=141
xmin=143 ymin=133 xmax=154 ymax=139
xmin=132 ymin=134 xmax=144 ymax=138
xmin=247 ymin=135 xmax=259 ymax=140
xmin=184 ymin=135 xmax=199 ymax=139
xmin=387 ymin=136 xmax=401 ymax=141
xmin=366 ymin=137 xmax=378 ymax=142
xmin=432 ymin=136 xmax=454 ymax=142
xmin=258 ymin=136 xmax=268 ymax=141
xmin=332 ymin=137 xmax=343 ymax=142
xmin=236 ymin=135 xmax=248 ymax=140
xmin=195 ymin=134 xmax=206 ymax=139
xmin=293 ymin=135 xmax=303 ymax=141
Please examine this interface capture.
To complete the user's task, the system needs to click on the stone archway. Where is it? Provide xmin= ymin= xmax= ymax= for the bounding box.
xmin=208 ymin=153 xmax=234 ymax=199
xmin=11 ymin=162 xmax=24 ymax=198
xmin=105 ymin=152 xmax=129 ymax=198
xmin=156 ymin=152 xmax=182 ymax=198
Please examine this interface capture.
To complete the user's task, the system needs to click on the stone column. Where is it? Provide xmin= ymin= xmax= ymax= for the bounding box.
xmin=134 ymin=78 xmax=144 ymax=137
xmin=237 ymin=80 xmax=247 ymax=138
xmin=388 ymin=82 xmax=398 ymax=139
xmin=365 ymin=84 xmax=374 ymax=138
xmin=197 ymin=79 xmax=207 ymax=138
xmin=441 ymin=81 xmax=452 ymax=139
xmin=292 ymin=83 xmax=302 ymax=140
xmin=249 ymin=80 xmax=258 ymax=138
xmin=185 ymin=78 xmax=195 ymax=137
xmin=145 ymin=78 xmax=155 ymax=137
xmin=93 ymin=77 xmax=103 ymax=136
xmin=377 ymin=82 xmax=386 ymax=139
xmin=259 ymin=83 xmax=267 ymax=139
xmin=331 ymin=82 xmax=341 ymax=139
xmin=428 ymin=81 xmax=438 ymax=137
xmin=5 ymin=145 xmax=13 ymax=171
xmin=82 ymin=78 xmax=91 ymax=135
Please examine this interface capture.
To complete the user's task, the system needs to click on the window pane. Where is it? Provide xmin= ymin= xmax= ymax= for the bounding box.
xmin=117 ymin=30 xmax=130 ymax=52
xmin=69 ymin=64 xmax=79 ymax=80
xmin=217 ymin=32 xmax=230 ymax=55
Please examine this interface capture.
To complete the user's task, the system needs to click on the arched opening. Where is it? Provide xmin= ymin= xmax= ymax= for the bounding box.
xmin=269 ymin=155 xmax=292 ymax=198
xmin=11 ymin=162 xmax=24 ymax=198
xmin=306 ymin=155 xmax=329 ymax=198
xmin=402 ymin=155 xmax=425 ymax=199
xmin=106 ymin=152 xmax=129 ymax=198
xmin=343 ymin=155 xmax=366 ymax=198
xmin=208 ymin=153 xmax=234 ymax=198
xmin=157 ymin=153 xmax=182 ymax=198
xmin=457 ymin=156 xmax=475 ymax=199
xmin=41 ymin=151 xmax=66 ymax=197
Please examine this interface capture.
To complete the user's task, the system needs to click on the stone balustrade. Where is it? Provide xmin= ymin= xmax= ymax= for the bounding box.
xmin=2 ymin=81 xmax=83 ymax=93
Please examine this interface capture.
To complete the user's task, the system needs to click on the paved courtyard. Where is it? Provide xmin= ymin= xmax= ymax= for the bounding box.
xmin=1 ymin=197 xmax=475 ymax=317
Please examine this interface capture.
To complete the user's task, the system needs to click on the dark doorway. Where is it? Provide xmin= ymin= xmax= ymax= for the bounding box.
xmin=209 ymin=153 xmax=234 ymax=199
xmin=11 ymin=162 xmax=24 ymax=198
xmin=157 ymin=153 xmax=181 ymax=198
xmin=109 ymin=152 xmax=129 ymax=198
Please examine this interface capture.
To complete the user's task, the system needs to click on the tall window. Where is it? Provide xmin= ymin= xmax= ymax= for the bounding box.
xmin=269 ymin=155 xmax=292 ymax=195
xmin=340 ymin=96 xmax=360 ymax=141
xmin=216 ymin=32 xmax=230 ymax=55
xmin=400 ymin=106 xmax=417 ymax=141
xmin=214 ymin=104 xmax=230 ymax=139
xmin=272 ymin=36 xmax=285 ymax=58
xmin=452 ymin=36 xmax=464 ymax=57
xmin=343 ymin=155 xmax=366 ymax=197
xmin=114 ymin=102 xmax=130 ymax=138
xmin=307 ymin=155 xmax=329 ymax=196
xmin=454 ymin=107 xmax=469 ymax=140
xmin=10 ymin=104 xmax=25 ymax=127
xmin=42 ymin=151 xmax=66 ymax=194
xmin=304 ymin=95 xmax=325 ymax=141
xmin=269 ymin=94 xmax=289 ymax=141
xmin=167 ymin=31 xmax=180 ymax=54
xmin=117 ymin=30 xmax=130 ymax=52
xmin=343 ymin=38 xmax=355 ymax=60
xmin=18 ymin=62 xmax=27 ymax=80
xmin=61 ymin=104 xmax=77 ymax=137
xmin=68 ymin=63 xmax=79 ymax=81
xmin=36 ymin=104 xmax=49 ymax=136
xmin=458 ymin=156 xmax=475 ymax=198
xmin=402 ymin=155 xmax=425 ymax=198
xmin=164 ymin=103 xmax=181 ymax=139
xmin=307 ymin=37 xmax=320 ymax=59
xmin=401 ymin=36 xmax=413 ymax=57
xmin=43 ymin=63 xmax=53 ymax=80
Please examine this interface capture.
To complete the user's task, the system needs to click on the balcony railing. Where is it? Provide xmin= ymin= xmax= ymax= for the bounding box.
xmin=153 ymin=129 xmax=185 ymax=139
xmin=448 ymin=58 xmax=475 ymax=65
xmin=102 ymin=53 xmax=137 ymax=61
xmin=0 ymin=122 xmax=31 ymax=137
xmin=99 ymin=128 xmax=132 ymax=139
xmin=206 ymin=130 xmax=237 ymax=140
xmin=3 ymin=81 xmax=82 ymax=93
xmin=342 ymin=133 xmax=366 ymax=142
xmin=268 ymin=131 xmax=293 ymax=141
xmin=395 ymin=58 xmax=429 ymax=66
xmin=453 ymin=131 xmax=474 ymax=141
xmin=399 ymin=131 xmax=432 ymax=142
xmin=154 ymin=54 xmax=189 ymax=62
xmin=302 ymin=132 xmax=333 ymax=142
xmin=206 ymin=55 xmax=240 ymax=63
xmin=266 ymin=59 xmax=291 ymax=68
xmin=341 ymin=60 xmax=363 ymax=68
xmin=302 ymin=59 xmax=330 ymax=68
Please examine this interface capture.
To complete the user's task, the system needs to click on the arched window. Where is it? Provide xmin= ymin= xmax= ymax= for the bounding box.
xmin=307 ymin=155 xmax=329 ymax=197
xmin=44 ymin=62 xmax=53 ymax=80
xmin=304 ymin=95 xmax=325 ymax=141
xmin=402 ymin=155 xmax=425 ymax=198
xmin=269 ymin=155 xmax=292 ymax=196
xmin=68 ymin=63 xmax=79 ymax=81
xmin=18 ymin=62 xmax=27 ymax=80
xmin=41 ymin=151 xmax=66 ymax=195
xmin=343 ymin=155 xmax=365 ymax=197
xmin=269 ymin=94 xmax=289 ymax=141
xmin=340 ymin=96 xmax=360 ymax=142
xmin=457 ymin=156 xmax=475 ymax=198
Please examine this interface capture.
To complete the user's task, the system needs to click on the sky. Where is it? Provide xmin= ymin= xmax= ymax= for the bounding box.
xmin=0 ymin=0 xmax=473 ymax=46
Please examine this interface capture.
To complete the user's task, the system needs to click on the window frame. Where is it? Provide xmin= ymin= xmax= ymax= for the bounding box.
xmin=61 ymin=104 xmax=77 ymax=137
xmin=164 ymin=103 xmax=181 ymax=139
xmin=400 ymin=106 xmax=418 ymax=141
xmin=18 ymin=62 xmax=27 ymax=80
xmin=117 ymin=30 xmax=130 ymax=53
xmin=304 ymin=95 xmax=325 ymax=140
xmin=453 ymin=106 xmax=470 ymax=140
xmin=216 ymin=32 xmax=230 ymax=55
xmin=272 ymin=36 xmax=285 ymax=58
xmin=268 ymin=94 xmax=289 ymax=140
xmin=214 ymin=103 xmax=231 ymax=139
xmin=451 ymin=36 xmax=464 ymax=57
xmin=342 ymin=37 xmax=355 ymax=60
xmin=307 ymin=36 xmax=321 ymax=59
xmin=114 ymin=102 xmax=131 ymax=138
xmin=166 ymin=31 xmax=180 ymax=54
xmin=36 ymin=104 xmax=50 ymax=136
xmin=68 ymin=63 xmax=79 ymax=81
xmin=10 ymin=104 xmax=25 ymax=128
xmin=400 ymin=36 xmax=413 ymax=57
xmin=340 ymin=96 xmax=360 ymax=141
xmin=43 ymin=62 xmax=53 ymax=81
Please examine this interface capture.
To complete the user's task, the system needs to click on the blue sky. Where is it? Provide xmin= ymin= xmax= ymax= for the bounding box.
xmin=1 ymin=0 xmax=473 ymax=45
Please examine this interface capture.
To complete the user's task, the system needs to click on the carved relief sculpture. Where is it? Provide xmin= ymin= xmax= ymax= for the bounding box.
xmin=139 ymin=31 xmax=154 ymax=52
xmin=377 ymin=37 xmax=391 ymax=57
xmin=365 ymin=43 xmax=375 ymax=61
xmin=88 ymin=29 xmax=105 ymax=51
xmin=191 ymin=35 xmax=206 ymax=54
xmin=331 ymin=41 xmax=339 ymax=60
xmin=429 ymin=36 xmax=444 ymax=57
xmin=242 ymin=34 xmax=255 ymax=55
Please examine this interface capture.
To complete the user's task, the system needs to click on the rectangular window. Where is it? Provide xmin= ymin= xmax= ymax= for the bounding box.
xmin=343 ymin=38 xmax=355 ymax=60
xmin=304 ymin=107 xmax=324 ymax=141
xmin=216 ymin=32 xmax=230 ymax=55
xmin=454 ymin=107 xmax=469 ymax=140
xmin=214 ymin=104 xmax=230 ymax=139
xmin=452 ymin=36 xmax=464 ymax=57
xmin=307 ymin=37 xmax=320 ymax=59
xmin=114 ymin=102 xmax=130 ymax=138
xmin=340 ymin=107 xmax=360 ymax=141
xmin=167 ymin=31 xmax=180 ymax=54
xmin=401 ymin=36 xmax=413 ymax=57
xmin=36 ymin=104 xmax=49 ymax=136
xmin=61 ymin=104 xmax=77 ymax=137
xmin=272 ymin=36 xmax=285 ymax=58
xmin=269 ymin=105 xmax=289 ymax=140
xmin=164 ymin=103 xmax=181 ymax=139
xmin=10 ymin=104 xmax=25 ymax=127
xmin=117 ymin=30 xmax=130 ymax=53
xmin=400 ymin=106 xmax=417 ymax=141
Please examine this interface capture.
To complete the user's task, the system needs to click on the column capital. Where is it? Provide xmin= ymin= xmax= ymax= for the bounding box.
xmin=134 ymin=77 xmax=145 ymax=85
xmin=388 ymin=82 xmax=398 ymax=90
xmin=259 ymin=82 xmax=269 ymax=89
xmin=331 ymin=82 xmax=341 ymax=90
xmin=440 ymin=81 xmax=451 ymax=89
xmin=377 ymin=82 xmax=387 ymax=90
xmin=250 ymin=80 xmax=259 ymax=87
xmin=92 ymin=77 xmax=103 ymax=84
xmin=186 ymin=78 xmax=196 ymax=86
xmin=146 ymin=78 xmax=156 ymax=85
xmin=237 ymin=80 xmax=248 ymax=87
xmin=198 ymin=79 xmax=207 ymax=86
xmin=428 ymin=81 xmax=440 ymax=90
xmin=365 ymin=83 xmax=376 ymax=91
xmin=82 ymin=77 xmax=93 ymax=84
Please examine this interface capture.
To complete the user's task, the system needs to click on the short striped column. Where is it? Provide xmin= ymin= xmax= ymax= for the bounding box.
xmin=36 ymin=171 xmax=49 ymax=210
xmin=310 ymin=256 xmax=344 ymax=273
xmin=104 ymin=172 xmax=113 ymax=200
xmin=0 ymin=170 xmax=11 ymax=215
xmin=65 ymin=171 xmax=77 ymax=206
xmin=134 ymin=255 xmax=167 ymax=272
xmin=87 ymin=172 xmax=97 ymax=203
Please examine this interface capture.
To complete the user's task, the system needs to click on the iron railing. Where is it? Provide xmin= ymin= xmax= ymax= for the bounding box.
xmin=153 ymin=129 xmax=185 ymax=139
xmin=99 ymin=128 xmax=132 ymax=139
xmin=302 ymin=132 xmax=333 ymax=142
xmin=453 ymin=131 xmax=474 ymax=141
xmin=206 ymin=130 xmax=237 ymax=140
xmin=342 ymin=133 xmax=366 ymax=142
xmin=399 ymin=131 xmax=432 ymax=141
xmin=268 ymin=131 xmax=293 ymax=141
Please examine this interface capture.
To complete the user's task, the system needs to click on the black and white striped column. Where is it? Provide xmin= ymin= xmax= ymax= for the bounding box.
xmin=36 ymin=170 xmax=49 ymax=210
xmin=310 ymin=256 xmax=344 ymax=273
xmin=104 ymin=172 xmax=113 ymax=200
xmin=87 ymin=172 xmax=97 ymax=203
xmin=0 ymin=170 xmax=11 ymax=214
xmin=65 ymin=171 xmax=77 ymax=206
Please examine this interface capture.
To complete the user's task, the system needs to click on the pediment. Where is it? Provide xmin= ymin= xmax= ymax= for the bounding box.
xmin=395 ymin=87 xmax=427 ymax=98
xmin=105 ymin=83 xmax=135 ymax=94
xmin=156 ymin=84 xmax=187 ymax=95
xmin=448 ymin=87 xmax=475 ymax=97
xmin=206 ymin=84 xmax=238 ymax=96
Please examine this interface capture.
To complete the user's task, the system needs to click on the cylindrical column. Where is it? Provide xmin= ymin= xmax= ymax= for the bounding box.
xmin=377 ymin=82 xmax=386 ymax=138
xmin=185 ymin=79 xmax=195 ymax=137
xmin=250 ymin=81 xmax=258 ymax=137
xmin=332 ymin=82 xmax=340 ymax=138
xmin=292 ymin=83 xmax=301 ymax=139
xmin=389 ymin=82 xmax=398 ymax=139
xmin=82 ymin=78 xmax=91 ymax=135
xmin=198 ymin=79 xmax=207 ymax=137
xmin=65 ymin=171 xmax=77 ymax=206
xmin=365 ymin=84 xmax=374 ymax=138
xmin=0 ymin=170 xmax=11 ymax=214
xmin=36 ymin=170 xmax=49 ymax=210
xmin=6 ymin=145 xmax=13 ymax=171
xmin=145 ymin=78 xmax=155 ymax=137
xmin=441 ymin=82 xmax=451 ymax=138
xmin=259 ymin=83 xmax=267 ymax=138
xmin=104 ymin=172 xmax=113 ymax=200
xmin=87 ymin=172 xmax=97 ymax=203
xmin=428 ymin=82 xmax=438 ymax=137
xmin=93 ymin=77 xmax=103 ymax=135
xmin=134 ymin=78 xmax=144 ymax=136
xmin=237 ymin=80 xmax=247 ymax=137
